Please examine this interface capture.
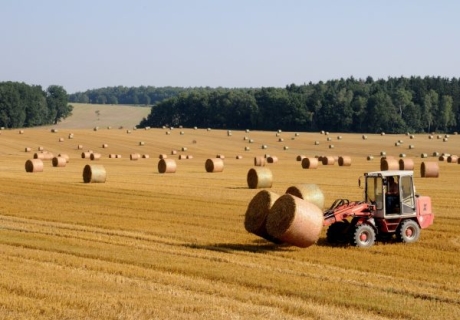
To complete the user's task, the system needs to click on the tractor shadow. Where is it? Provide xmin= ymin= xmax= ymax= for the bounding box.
xmin=184 ymin=240 xmax=295 ymax=253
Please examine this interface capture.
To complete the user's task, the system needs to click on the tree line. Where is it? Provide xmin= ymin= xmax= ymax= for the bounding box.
xmin=0 ymin=82 xmax=72 ymax=128
xmin=139 ymin=76 xmax=460 ymax=134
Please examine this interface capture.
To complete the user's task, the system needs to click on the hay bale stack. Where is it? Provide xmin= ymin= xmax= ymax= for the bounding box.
xmin=321 ymin=156 xmax=335 ymax=165
xmin=52 ymin=156 xmax=67 ymax=167
xmin=448 ymin=155 xmax=458 ymax=163
xmin=130 ymin=153 xmax=140 ymax=160
xmin=254 ymin=156 xmax=266 ymax=167
xmin=421 ymin=162 xmax=439 ymax=178
xmin=244 ymin=190 xmax=281 ymax=242
xmin=399 ymin=158 xmax=414 ymax=170
xmin=247 ymin=167 xmax=273 ymax=189
xmin=266 ymin=194 xmax=323 ymax=248
xmin=25 ymin=159 xmax=43 ymax=173
xmin=381 ymin=158 xmax=399 ymax=171
xmin=90 ymin=153 xmax=101 ymax=161
xmin=301 ymin=157 xmax=318 ymax=169
xmin=267 ymin=156 xmax=278 ymax=163
xmin=205 ymin=158 xmax=224 ymax=173
xmin=158 ymin=159 xmax=177 ymax=173
xmin=338 ymin=156 xmax=352 ymax=167
xmin=285 ymin=184 xmax=325 ymax=210
xmin=58 ymin=154 xmax=69 ymax=163
xmin=83 ymin=164 xmax=106 ymax=183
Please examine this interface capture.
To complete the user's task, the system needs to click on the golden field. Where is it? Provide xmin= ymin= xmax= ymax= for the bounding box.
xmin=0 ymin=104 xmax=459 ymax=319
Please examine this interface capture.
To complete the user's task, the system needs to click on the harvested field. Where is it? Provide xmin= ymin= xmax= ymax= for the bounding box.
xmin=0 ymin=120 xmax=459 ymax=319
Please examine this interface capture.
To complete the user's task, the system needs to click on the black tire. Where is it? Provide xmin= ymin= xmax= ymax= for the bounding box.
xmin=351 ymin=224 xmax=375 ymax=248
xmin=326 ymin=221 xmax=350 ymax=244
xmin=396 ymin=219 xmax=420 ymax=244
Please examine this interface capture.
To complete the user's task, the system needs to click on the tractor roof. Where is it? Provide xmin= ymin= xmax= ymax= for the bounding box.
xmin=365 ymin=170 xmax=414 ymax=177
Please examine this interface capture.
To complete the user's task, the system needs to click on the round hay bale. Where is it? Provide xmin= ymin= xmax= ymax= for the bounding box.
xmin=38 ymin=146 xmax=44 ymax=151
xmin=216 ymin=154 xmax=225 ymax=159
xmin=247 ymin=167 xmax=273 ymax=189
xmin=127 ymin=130 xmax=132 ymax=134
xmin=337 ymin=136 xmax=342 ymax=140
xmin=278 ymin=138 xmax=284 ymax=142
xmin=158 ymin=158 xmax=177 ymax=173
xmin=165 ymin=131 xmax=171 ymax=135
xmin=367 ymin=155 xmax=374 ymax=161
xmin=285 ymin=184 xmax=325 ymax=210
xmin=25 ymin=159 xmax=43 ymax=173
xmin=33 ymin=153 xmax=45 ymax=160
xmin=362 ymin=135 xmax=367 ymax=140
xmin=81 ymin=152 xmax=91 ymax=159
xmin=93 ymin=127 xmax=99 ymax=131
xmin=130 ymin=153 xmax=140 ymax=160
xmin=180 ymin=131 xmax=185 ymax=135
xmin=68 ymin=133 xmax=74 ymax=139
xmin=295 ymin=133 xmax=300 ymax=137
xmin=171 ymin=150 xmax=177 ymax=155
xmin=244 ymin=190 xmax=281 ymax=242
xmin=236 ymin=155 xmax=243 ymax=159
xmin=447 ymin=155 xmax=458 ymax=163
xmin=243 ymin=136 xmax=249 ymax=141
xmin=421 ymin=162 xmax=439 ymax=178
xmin=245 ymin=129 xmax=250 ymax=133
xmin=321 ymin=130 xmax=325 ymax=134
xmin=381 ymin=132 xmax=385 ymax=136
xmin=25 ymin=147 xmax=31 ymax=152
xmin=395 ymin=142 xmax=401 ymax=146
xmin=381 ymin=158 xmax=399 ymax=171
xmin=139 ymin=141 xmax=145 ymax=146
xmin=261 ymin=145 xmax=268 ymax=149
xmin=19 ymin=130 xmax=24 ymax=134
xmin=267 ymin=156 xmax=278 ymax=163
xmin=399 ymin=153 xmax=406 ymax=158
xmin=445 ymin=134 xmax=450 ymax=138
xmin=283 ymin=146 xmax=289 ymax=150
xmin=58 ymin=153 xmax=69 ymax=163
xmin=321 ymin=156 xmax=335 ymax=165
xmin=58 ymin=137 xmax=64 ymax=142
xmin=380 ymin=151 xmax=386 ymax=156
xmin=109 ymin=154 xmax=116 ymax=158
xmin=83 ymin=164 xmax=106 ymax=183
xmin=159 ymin=154 xmax=168 ymax=159
xmin=438 ymin=155 xmax=446 ymax=161
xmin=326 ymin=137 xmax=332 ymax=141
xmin=443 ymin=138 xmax=448 ymax=142
xmin=338 ymin=156 xmax=352 ymax=167
xmin=90 ymin=153 xmax=101 ymax=161
xmin=410 ymin=135 xmax=415 ymax=139
xmin=77 ymin=144 xmax=83 ymax=150
xmin=52 ymin=156 xmax=67 ymax=167
xmin=245 ymin=146 xmax=250 ymax=151
xmin=301 ymin=157 xmax=318 ymax=169
xmin=186 ymin=155 xmax=193 ymax=159
xmin=314 ymin=141 xmax=320 ymax=145
xmin=181 ymin=147 xmax=187 ymax=151
xmin=266 ymin=194 xmax=323 ymax=248
xmin=142 ymin=154 xmax=150 ymax=159
xmin=409 ymin=145 xmax=415 ymax=149
xmin=421 ymin=153 xmax=428 ymax=158
xmin=428 ymin=135 xmax=433 ymax=139
xmin=102 ymin=144 xmax=108 ymax=148
xmin=296 ymin=155 xmax=306 ymax=161
xmin=178 ymin=154 xmax=187 ymax=160
xmin=399 ymin=158 xmax=414 ymax=170
xmin=207 ymin=128 xmax=211 ymax=131
xmin=205 ymin=158 xmax=224 ymax=172
xmin=432 ymin=151 xmax=439 ymax=157
xmin=115 ymin=154 xmax=122 ymax=158
xmin=328 ymin=144 xmax=334 ymax=149
xmin=254 ymin=156 xmax=266 ymax=167
xmin=249 ymin=139 xmax=254 ymax=143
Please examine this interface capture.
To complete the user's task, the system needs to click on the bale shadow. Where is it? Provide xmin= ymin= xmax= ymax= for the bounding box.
xmin=184 ymin=240 xmax=294 ymax=253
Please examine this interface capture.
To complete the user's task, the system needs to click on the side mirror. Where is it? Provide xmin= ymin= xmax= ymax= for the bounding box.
xmin=358 ymin=176 xmax=363 ymax=189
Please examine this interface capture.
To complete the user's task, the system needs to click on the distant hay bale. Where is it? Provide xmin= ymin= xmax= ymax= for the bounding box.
xmin=381 ymin=158 xmax=399 ymax=171
xmin=321 ymin=130 xmax=325 ymax=134
xmin=139 ymin=141 xmax=145 ymax=146
xmin=83 ymin=164 xmax=106 ymax=183
xmin=38 ymin=146 xmax=44 ymax=151
xmin=171 ymin=150 xmax=177 ymax=155
xmin=93 ymin=127 xmax=99 ymax=131
xmin=68 ymin=133 xmax=74 ymax=139
xmin=249 ymin=139 xmax=254 ymax=143
xmin=399 ymin=153 xmax=406 ymax=158
xmin=380 ymin=151 xmax=386 ymax=156
xmin=207 ymin=128 xmax=211 ymax=131
xmin=181 ymin=147 xmax=187 ymax=151
xmin=314 ymin=141 xmax=320 ymax=145
xmin=399 ymin=158 xmax=414 ymax=170
xmin=19 ymin=130 xmax=24 ymax=134
xmin=398 ymin=140 xmax=404 ymax=144
xmin=180 ymin=131 xmax=185 ymax=135
xmin=108 ymin=126 xmax=112 ymax=129
xmin=445 ymin=134 xmax=450 ymax=138
xmin=285 ymin=184 xmax=325 ymax=210
xmin=109 ymin=154 xmax=116 ymax=158
xmin=33 ymin=153 xmax=45 ymax=160
xmin=267 ymin=156 xmax=278 ymax=163
xmin=432 ymin=151 xmax=439 ymax=157
xmin=25 ymin=159 xmax=43 ymax=173
xmin=409 ymin=145 xmax=415 ymax=149
xmin=254 ymin=156 xmax=266 ymax=167
xmin=194 ymin=126 xmax=198 ymax=130
xmin=127 ymin=130 xmax=132 ymax=134
xmin=410 ymin=135 xmax=415 ymax=139
xmin=243 ymin=136 xmax=249 ymax=140
xmin=90 ymin=153 xmax=101 ymax=161
xmin=205 ymin=158 xmax=224 ymax=172
xmin=447 ymin=155 xmax=458 ymax=163
xmin=278 ymin=138 xmax=284 ymax=142
xmin=338 ymin=156 xmax=352 ymax=166
xmin=283 ymin=146 xmax=289 ymax=150
xmin=236 ymin=155 xmax=243 ymax=159
xmin=178 ymin=154 xmax=187 ymax=160
xmin=381 ymin=132 xmax=385 ymax=136
xmin=81 ymin=152 xmax=92 ymax=159
xmin=421 ymin=153 xmax=428 ymax=158
xmin=130 ymin=153 xmax=140 ymax=160
xmin=328 ymin=144 xmax=334 ymax=149
xmin=438 ymin=155 xmax=446 ymax=161
xmin=186 ymin=155 xmax=193 ymax=159
xmin=421 ymin=162 xmax=439 ymax=178
xmin=367 ymin=155 xmax=374 ymax=160
xmin=165 ymin=131 xmax=171 ymax=135
xmin=244 ymin=190 xmax=281 ymax=242
xmin=216 ymin=154 xmax=225 ymax=159
xmin=102 ymin=143 xmax=108 ymax=148
xmin=261 ymin=144 xmax=268 ymax=149
xmin=326 ymin=137 xmax=332 ymax=141
xmin=295 ymin=133 xmax=300 ymax=136
xmin=245 ymin=129 xmax=250 ymax=133
xmin=362 ymin=135 xmax=367 ymax=140
xmin=58 ymin=153 xmax=69 ymax=163
xmin=115 ymin=154 xmax=122 ymax=158
xmin=395 ymin=142 xmax=401 ymax=146
xmin=159 ymin=154 xmax=168 ymax=159
xmin=245 ymin=146 xmax=250 ymax=151
xmin=321 ymin=156 xmax=335 ymax=165
xmin=51 ymin=128 xmax=58 ymax=133
xmin=158 ymin=159 xmax=177 ymax=173
xmin=296 ymin=155 xmax=306 ymax=161
xmin=77 ymin=145 xmax=83 ymax=150
xmin=428 ymin=135 xmax=433 ymax=139
xmin=301 ymin=157 xmax=318 ymax=169
xmin=247 ymin=167 xmax=273 ymax=189
xmin=52 ymin=156 xmax=67 ymax=167
xmin=337 ymin=136 xmax=342 ymax=140
xmin=24 ymin=147 xmax=31 ymax=152
xmin=437 ymin=135 xmax=442 ymax=139
xmin=443 ymin=138 xmax=448 ymax=142
xmin=266 ymin=194 xmax=323 ymax=248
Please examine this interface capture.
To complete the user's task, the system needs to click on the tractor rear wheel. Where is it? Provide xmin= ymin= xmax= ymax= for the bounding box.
xmin=396 ymin=219 xmax=420 ymax=243
xmin=326 ymin=221 xmax=350 ymax=244
xmin=351 ymin=224 xmax=375 ymax=248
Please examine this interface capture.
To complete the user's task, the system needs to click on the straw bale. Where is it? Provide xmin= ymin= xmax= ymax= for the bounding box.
xmin=285 ymin=184 xmax=325 ymax=210
xmin=142 ymin=154 xmax=150 ymax=159
xmin=314 ymin=141 xmax=320 ymax=145
xmin=181 ymin=147 xmax=187 ymax=151
xmin=178 ymin=154 xmax=187 ymax=160
xmin=25 ymin=159 xmax=43 ymax=173
xmin=443 ymin=138 xmax=448 ymax=142
xmin=245 ymin=147 xmax=250 ymax=151
xmin=362 ymin=135 xmax=368 ymax=140
xmin=438 ymin=155 xmax=446 ymax=161
xmin=38 ymin=146 xmax=44 ymax=151
xmin=90 ymin=153 xmax=101 ymax=161
xmin=267 ymin=156 xmax=278 ymax=163
xmin=447 ymin=155 xmax=458 ymax=163
xmin=278 ymin=138 xmax=284 ymax=142
xmin=236 ymin=155 xmax=243 ymax=159
xmin=171 ymin=150 xmax=177 ymax=155
xmin=321 ymin=156 xmax=335 ymax=165
xmin=421 ymin=162 xmax=439 ymax=178
xmin=186 ymin=155 xmax=193 ymax=159
xmin=409 ymin=145 xmax=415 ymax=149
xmin=296 ymin=155 xmax=306 ymax=161
xmin=158 ymin=159 xmax=177 ymax=173
xmin=205 ymin=158 xmax=224 ymax=172
xmin=261 ymin=145 xmax=268 ymax=149
xmin=216 ymin=154 xmax=225 ymax=159
xmin=254 ymin=156 xmax=266 ymax=166
xmin=102 ymin=144 xmax=108 ymax=148
xmin=381 ymin=158 xmax=399 ymax=171
xmin=421 ymin=153 xmax=428 ymax=158
xmin=68 ymin=133 xmax=74 ymax=139
xmin=19 ymin=130 xmax=24 ymax=134
xmin=33 ymin=153 xmax=45 ymax=160
xmin=380 ymin=151 xmax=386 ymax=156
xmin=432 ymin=152 xmax=439 ymax=157
xmin=116 ymin=154 xmax=122 ymax=158
xmin=338 ymin=156 xmax=352 ymax=166
xmin=399 ymin=158 xmax=414 ymax=170
xmin=367 ymin=155 xmax=374 ymax=160
xmin=399 ymin=153 xmax=406 ymax=158
xmin=247 ymin=167 xmax=273 ymax=189
xmin=77 ymin=144 xmax=83 ymax=149
xmin=52 ymin=156 xmax=67 ymax=167
xmin=139 ymin=141 xmax=145 ymax=146
xmin=301 ymin=157 xmax=318 ymax=169
xmin=81 ymin=152 xmax=92 ymax=159
xmin=266 ymin=194 xmax=323 ymax=248
xmin=329 ymin=144 xmax=334 ymax=149
xmin=283 ymin=146 xmax=289 ymax=150
xmin=25 ymin=147 xmax=31 ymax=152
xmin=58 ymin=153 xmax=69 ymax=163
xmin=83 ymin=164 xmax=106 ymax=183
xmin=130 ymin=153 xmax=140 ymax=160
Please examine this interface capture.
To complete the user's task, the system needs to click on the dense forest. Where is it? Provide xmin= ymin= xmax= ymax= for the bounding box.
xmin=0 ymin=82 xmax=72 ymax=128
xmin=138 ymin=76 xmax=460 ymax=134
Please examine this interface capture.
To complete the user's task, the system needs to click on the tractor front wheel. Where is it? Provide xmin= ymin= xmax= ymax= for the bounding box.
xmin=326 ymin=221 xmax=350 ymax=244
xmin=351 ymin=224 xmax=375 ymax=248
xmin=397 ymin=219 xmax=420 ymax=244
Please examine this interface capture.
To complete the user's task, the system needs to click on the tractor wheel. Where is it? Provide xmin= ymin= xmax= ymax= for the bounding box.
xmin=326 ymin=221 xmax=350 ymax=244
xmin=351 ymin=224 xmax=375 ymax=248
xmin=396 ymin=219 xmax=420 ymax=244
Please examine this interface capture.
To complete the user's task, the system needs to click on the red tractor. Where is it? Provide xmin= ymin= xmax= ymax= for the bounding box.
xmin=323 ymin=170 xmax=434 ymax=247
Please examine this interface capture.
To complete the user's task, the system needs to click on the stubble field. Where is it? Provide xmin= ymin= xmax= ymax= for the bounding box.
xmin=0 ymin=104 xmax=459 ymax=319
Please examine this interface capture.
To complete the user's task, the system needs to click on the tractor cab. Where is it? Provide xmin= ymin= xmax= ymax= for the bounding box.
xmin=363 ymin=170 xmax=417 ymax=219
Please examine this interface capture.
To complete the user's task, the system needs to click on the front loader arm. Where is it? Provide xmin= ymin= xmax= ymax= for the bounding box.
xmin=323 ymin=199 xmax=375 ymax=227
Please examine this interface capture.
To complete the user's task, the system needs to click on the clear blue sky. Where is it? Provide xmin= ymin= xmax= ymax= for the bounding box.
xmin=1 ymin=0 xmax=459 ymax=93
